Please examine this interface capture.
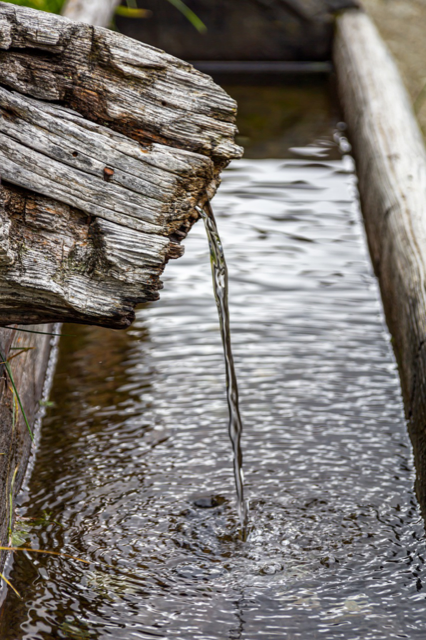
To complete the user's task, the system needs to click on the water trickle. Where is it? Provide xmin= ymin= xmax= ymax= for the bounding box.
xmin=198 ymin=200 xmax=248 ymax=534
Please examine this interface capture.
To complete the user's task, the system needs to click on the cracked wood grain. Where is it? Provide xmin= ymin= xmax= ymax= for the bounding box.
xmin=0 ymin=2 xmax=242 ymax=166
xmin=0 ymin=1 xmax=242 ymax=328
xmin=0 ymin=0 xmax=129 ymax=582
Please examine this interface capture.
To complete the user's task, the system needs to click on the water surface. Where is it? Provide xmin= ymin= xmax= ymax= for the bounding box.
xmin=1 ymin=83 xmax=425 ymax=640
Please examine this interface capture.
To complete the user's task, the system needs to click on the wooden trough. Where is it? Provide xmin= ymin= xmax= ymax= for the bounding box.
xmin=2 ymin=0 xmax=426 ymax=586
xmin=117 ymin=0 xmax=426 ymax=522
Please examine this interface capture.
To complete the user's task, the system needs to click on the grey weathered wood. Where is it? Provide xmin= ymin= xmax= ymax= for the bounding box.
xmin=0 ymin=2 xmax=242 ymax=328
xmin=0 ymin=0 xmax=125 ymax=586
xmin=334 ymin=10 xmax=426 ymax=510
xmin=62 ymin=0 xmax=120 ymax=27
xmin=0 ymin=2 xmax=241 ymax=166
xmin=0 ymin=88 xmax=214 ymax=233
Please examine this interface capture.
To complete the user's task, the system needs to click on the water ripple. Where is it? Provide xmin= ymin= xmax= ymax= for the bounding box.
xmin=1 ymin=141 xmax=424 ymax=639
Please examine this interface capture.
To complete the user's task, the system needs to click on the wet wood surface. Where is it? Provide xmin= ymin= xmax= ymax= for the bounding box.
xmin=334 ymin=9 xmax=426 ymax=511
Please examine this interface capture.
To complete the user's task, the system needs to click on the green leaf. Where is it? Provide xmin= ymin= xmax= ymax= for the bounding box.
xmin=115 ymin=6 xmax=151 ymax=18
xmin=39 ymin=400 xmax=56 ymax=408
xmin=11 ymin=528 xmax=30 ymax=548
xmin=166 ymin=0 xmax=207 ymax=33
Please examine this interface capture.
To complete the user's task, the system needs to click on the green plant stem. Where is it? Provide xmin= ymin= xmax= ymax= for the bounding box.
xmin=0 ymin=348 xmax=34 ymax=441
xmin=3 ymin=326 xmax=66 ymax=336
xmin=165 ymin=0 xmax=207 ymax=32
xmin=8 ymin=466 xmax=18 ymax=539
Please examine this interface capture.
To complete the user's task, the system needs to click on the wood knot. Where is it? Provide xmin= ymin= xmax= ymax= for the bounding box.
xmin=103 ymin=167 xmax=114 ymax=181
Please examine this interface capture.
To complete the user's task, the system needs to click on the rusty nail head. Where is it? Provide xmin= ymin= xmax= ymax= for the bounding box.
xmin=103 ymin=167 xmax=114 ymax=181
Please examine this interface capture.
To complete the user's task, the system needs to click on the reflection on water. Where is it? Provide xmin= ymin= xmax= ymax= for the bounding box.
xmin=1 ymin=86 xmax=425 ymax=639
xmin=222 ymin=79 xmax=340 ymax=159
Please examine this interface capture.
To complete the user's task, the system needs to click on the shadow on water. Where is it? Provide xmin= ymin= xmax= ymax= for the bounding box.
xmin=1 ymin=78 xmax=426 ymax=639
xmin=220 ymin=76 xmax=341 ymax=159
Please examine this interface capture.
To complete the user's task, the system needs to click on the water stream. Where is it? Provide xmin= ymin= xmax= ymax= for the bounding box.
xmin=199 ymin=201 xmax=247 ymax=533
xmin=1 ymin=80 xmax=426 ymax=639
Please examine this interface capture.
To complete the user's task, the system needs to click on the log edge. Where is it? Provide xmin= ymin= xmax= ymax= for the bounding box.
xmin=334 ymin=9 xmax=426 ymax=512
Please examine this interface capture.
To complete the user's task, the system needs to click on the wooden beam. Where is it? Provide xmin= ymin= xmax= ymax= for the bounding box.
xmin=62 ymin=0 xmax=120 ymax=27
xmin=334 ymin=10 xmax=426 ymax=509
xmin=0 ymin=1 xmax=242 ymax=328
xmin=0 ymin=3 xmax=240 ymax=166
xmin=0 ymin=325 xmax=55 ymax=569
xmin=116 ymin=0 xmax=361 ymax=64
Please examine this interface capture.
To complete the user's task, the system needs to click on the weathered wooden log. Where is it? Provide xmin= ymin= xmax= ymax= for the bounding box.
xmin=0 ymin=4 xmax=239 ymax=164
xmin=334 ymin=10 xmax=426 ymax=511
xmin=62 ymin=0 xmax=120 ymax=27
xmin=0 ymin=0 xmax=122 ymax=584
xmin=0 ymin=2 xmax=242 ymax=328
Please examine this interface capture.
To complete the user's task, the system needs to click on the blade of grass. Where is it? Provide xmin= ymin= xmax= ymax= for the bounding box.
xmin=122 ymin=0 xmax=206 ymax=31
xmin=9 ymin=385 xmax=19 ymax=432
xmin=166 ymin=0 xmax=207 ymax=32
xmin=115 ymin=6 xmax=151 ymax=17
xmin=0 ymin=570 xmax=20 ymax=598
xmin=6 ymin=348 xmax=35 ymax=363
xmin=8 ymin=466 xmax=18 ymax=540
xmin=0 ymin=546 xmax=134 ymax=578
xmin=0 ymin=546 xmax=144 ymax=583
xmin=10 ymin=346 xmax=33 ymax=350
xmin=3 ymin=326 xmax=68 ymax=337
xmin=0 ymin=348 xmax=33 ymax=442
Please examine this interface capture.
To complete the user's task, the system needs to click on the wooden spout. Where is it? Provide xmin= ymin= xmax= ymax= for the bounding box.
xmin=0 ymin=1 xmax=242 ymax=329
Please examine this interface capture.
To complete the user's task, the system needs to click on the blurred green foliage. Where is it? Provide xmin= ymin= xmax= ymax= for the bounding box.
xmin=2 ymin=0 xmax=64 ymax=13
xmin=3 ymin=0 xmax=206 ymax=32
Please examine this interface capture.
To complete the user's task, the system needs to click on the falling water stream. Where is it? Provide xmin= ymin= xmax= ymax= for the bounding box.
xmin=199 ymin=201 xmax=247 ymax=533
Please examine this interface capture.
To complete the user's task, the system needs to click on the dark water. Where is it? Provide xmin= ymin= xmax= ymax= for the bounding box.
xmin=1 ymin=83 xmax=426 ymax=639
xmin=199 ymin=202 xmax=247 ymax=532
